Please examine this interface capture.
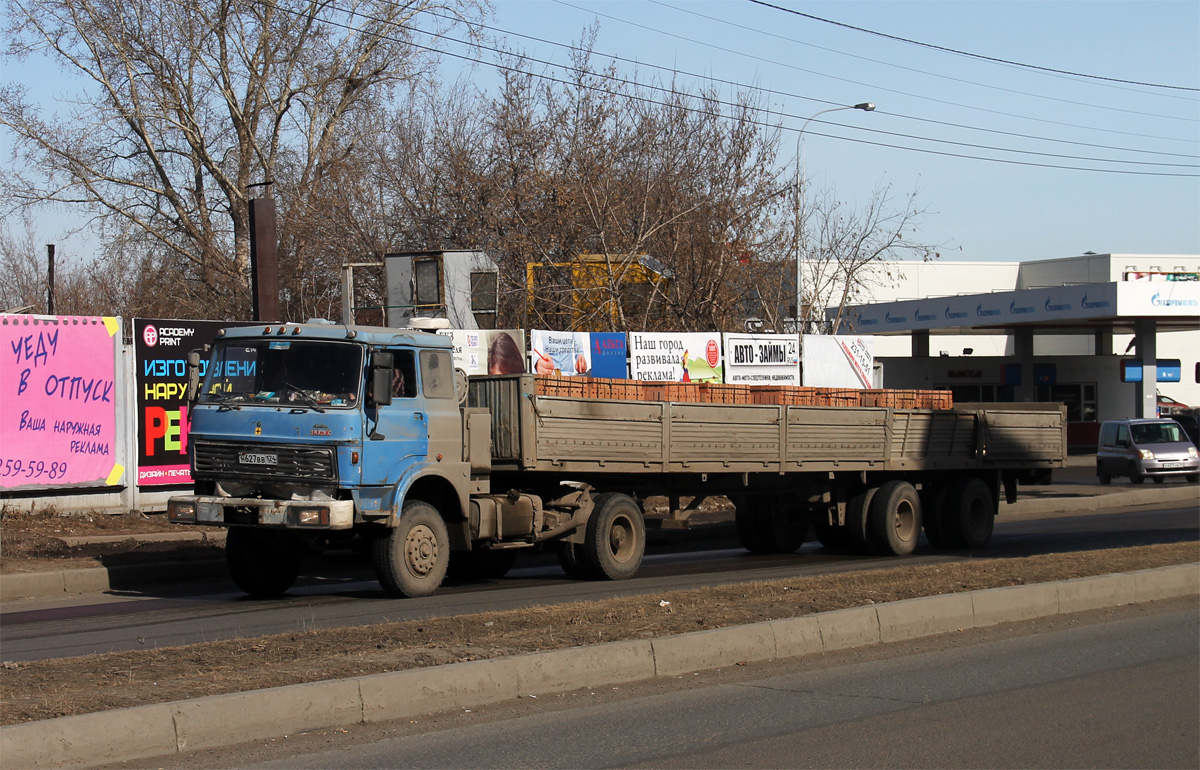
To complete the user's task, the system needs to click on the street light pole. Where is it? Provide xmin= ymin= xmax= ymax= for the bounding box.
xmin=795 ymin=102 xmax=874 ymax=334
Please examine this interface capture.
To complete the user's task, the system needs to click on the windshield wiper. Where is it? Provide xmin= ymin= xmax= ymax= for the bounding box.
xmin=205 ymin=392 xmax=244 ymax=411
xmin=284 ymin=382 xmax=326 ymax=413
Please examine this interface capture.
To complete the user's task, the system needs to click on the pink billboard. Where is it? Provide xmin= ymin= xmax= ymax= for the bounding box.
xmin=1 ymin=315 xmax=124 ymax=491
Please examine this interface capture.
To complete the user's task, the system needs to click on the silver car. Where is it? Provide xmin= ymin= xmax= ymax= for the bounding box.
xmin=1096 ymin=419 xmax=1200 ymax=484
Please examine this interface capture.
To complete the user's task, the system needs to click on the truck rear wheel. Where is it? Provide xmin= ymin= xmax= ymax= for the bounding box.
xmin=868 ymin=480 xmax=922 ymax=557
xmin=557 ymin=541 xmax=593 ymax=580
xmin=373 ymin=500 xmax=450 ymax=597
xmin=582 ymin=493 xmax=645 ymax=580
xmin=226 ymin=528 xmax=300 ymax=598
xmin=942 ymin=477 xmax=995 ymax=549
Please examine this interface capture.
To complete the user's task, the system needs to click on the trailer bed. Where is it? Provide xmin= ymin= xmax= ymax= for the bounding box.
xmin=468 ymin=376 xmax=1066 ymax=475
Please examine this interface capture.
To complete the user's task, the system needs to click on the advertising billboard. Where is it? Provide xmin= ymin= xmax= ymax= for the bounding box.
xmin=438 ymin=329 xmax=528 ymax=375
xmin=628 ymin=332 xmax=723 ymax=383
xmin=133 ymin=319 xmax=256 ymax=486
xmin=722 ymin=333 xmax=800 ymax=385
xmin=802 ymin=335 xmax=875 ymax=389
xmin=1 ymin=315 xmax=124 ymax=491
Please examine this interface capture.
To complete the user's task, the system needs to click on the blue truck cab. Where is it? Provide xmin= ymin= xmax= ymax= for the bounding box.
xmin=168 ymin=322 xmax=480 ymax=597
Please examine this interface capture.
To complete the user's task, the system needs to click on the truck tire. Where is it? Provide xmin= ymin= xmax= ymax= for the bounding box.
xmin=226 ymin=527 xmax=300 ymax=598
xmin=735 ymin=499 xmax=771 ymax=554
xmin=448 ymin=549 xmax=518 ymax=581
xmin=1097 ymin=462 xmax=1112 ymax=485
xmin=920 ymin=485 xmax=952 ymax=550
xmin=868 ymin=480 xmax=922 ymax=557
xmin=373 ymin=500 xmax=450 ymax=597
xmin=557 ymin=541 xmax=594 ymax=580
xmin=844 ymin=486 xmax=877 ymax=554
xmin=1128 ymin=463 xmax=1145 ymax=485
xmin=942 ymin=477 xmax=995 ymax=549
xmin=582 ymin=493 xmax=646 ymax=580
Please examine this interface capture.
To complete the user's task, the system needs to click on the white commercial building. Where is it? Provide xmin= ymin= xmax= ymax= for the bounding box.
xmin=828 ymin=253 xmax=1200 ymax=447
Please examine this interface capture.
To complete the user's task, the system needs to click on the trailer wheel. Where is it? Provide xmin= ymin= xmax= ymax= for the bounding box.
xmin=582 ymin=493 xmax=645 ymax=580
xmin=226 ymin=528 xmax=300 ymax=598
xmin=373 ymin=500 xmax=450 ymax=597
xmin=920 ymin=485 xmax=952 ymax=550
xmin=448 ymin=549 xmax=519 ymax=581
xmin=868 ymin=480 xmax=922 ymax=557
xmin=844 ymin=486 xmax=878 ymax=554
xmin=943 ymin=477 xmax=995 ymax=549
xmin=734 ymin=499 xmax=771 ymax=553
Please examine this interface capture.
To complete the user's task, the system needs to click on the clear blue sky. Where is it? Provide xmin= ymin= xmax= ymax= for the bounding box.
xmin=9 ymin=0 xmax=1199 ymax=265
xmin=475 ymin=0 xmax=1200 ymax=262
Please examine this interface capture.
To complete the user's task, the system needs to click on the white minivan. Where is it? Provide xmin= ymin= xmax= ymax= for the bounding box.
xmin=1096 ymin=418 xmax=1200 ymax=484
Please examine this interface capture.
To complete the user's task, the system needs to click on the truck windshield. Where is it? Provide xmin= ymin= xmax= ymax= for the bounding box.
xmin=200 ymin=340 xmax=363 ymax=408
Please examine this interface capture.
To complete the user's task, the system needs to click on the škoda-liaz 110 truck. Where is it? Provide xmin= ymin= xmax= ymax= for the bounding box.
xmin=167 ymin=322 xmax=1065 ymax=598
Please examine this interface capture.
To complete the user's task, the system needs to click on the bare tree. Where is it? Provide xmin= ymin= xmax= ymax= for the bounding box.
xmin=1 ymin=0 xmax=484 ymax=319
xmin=798 ymin=182 xmax=938 ymax=333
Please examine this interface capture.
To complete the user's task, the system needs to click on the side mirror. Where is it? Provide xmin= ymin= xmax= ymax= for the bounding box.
xmin=370 ymin=351 xmax=394 ymax=407
xmin=185 ymin=350 xmax=202 ymax=407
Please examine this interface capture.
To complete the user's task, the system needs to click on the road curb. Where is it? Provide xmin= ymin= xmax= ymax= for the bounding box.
xmin=1004 ymin=484 xmax=1197 ymax=516
xmin=0 ymin=560 xmax=226 ymax=602
xmin=3 ymin=563 xmax=1196 ymax=770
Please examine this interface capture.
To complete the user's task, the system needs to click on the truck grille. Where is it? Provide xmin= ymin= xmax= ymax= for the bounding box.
xmin=192 ymin=440 xmax=337 ymax=483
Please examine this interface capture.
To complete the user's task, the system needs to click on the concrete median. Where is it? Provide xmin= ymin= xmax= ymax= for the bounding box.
xmin=876 ymin=592 xmax=976 ymax=643
xmin=2 ymin=563 xmax=1196 ymax=770
xmin=971 ymin=582 xmax=1060 ymax=626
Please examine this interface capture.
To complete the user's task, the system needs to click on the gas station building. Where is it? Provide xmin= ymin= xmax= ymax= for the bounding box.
xmin=831 ymin=253 xmax=1200 ymax=448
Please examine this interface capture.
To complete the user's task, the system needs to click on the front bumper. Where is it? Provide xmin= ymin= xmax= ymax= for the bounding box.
xmin=1142 ymin=458 xmax=1200 ymax=476
xmin=167 ymin=495 xmax=355 ymax=529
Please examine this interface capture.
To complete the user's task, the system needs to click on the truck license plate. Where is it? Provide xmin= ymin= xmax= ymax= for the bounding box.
xmin=239 ymin=452 xmax=278 ymax=466
xmin=1159 ymin=462 xmax=1185 ymax=469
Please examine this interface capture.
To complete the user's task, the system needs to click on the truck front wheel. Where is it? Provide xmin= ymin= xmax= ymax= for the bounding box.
xmin=583 ymin=493 xmax=646 ymax=580
xmin=226 ymin=528 xmax=300 ymax=598
xmin=373 ymin=500 xmax=450 ymax=598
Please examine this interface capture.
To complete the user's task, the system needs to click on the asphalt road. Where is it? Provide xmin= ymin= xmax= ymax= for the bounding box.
xmin=2 ymin=502 xmax=1196 ymax=662
xmin=101 ymin=597 xmax=1200 ymax=770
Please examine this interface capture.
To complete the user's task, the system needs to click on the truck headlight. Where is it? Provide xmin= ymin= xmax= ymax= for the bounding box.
xmin=1138 ymin=449 xmax=1154 ymax=460
xmin=292 ymin=505 xmax=331 ymax=527
xmin=168 ymin=500 xmax=196 ymax=523
xmin=1189 ymin=446 xmax=1199 ymax=458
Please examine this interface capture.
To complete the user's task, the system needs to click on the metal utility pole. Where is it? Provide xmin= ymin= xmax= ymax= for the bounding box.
xmin=794 ymin=102 xmax=875 ymax=334
xmin=46 ymin=244 xmax=55 ymax=315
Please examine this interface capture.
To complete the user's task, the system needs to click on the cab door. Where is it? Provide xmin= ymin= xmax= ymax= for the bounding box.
xmin=360 ymin=349 xmax=428 ymax=488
